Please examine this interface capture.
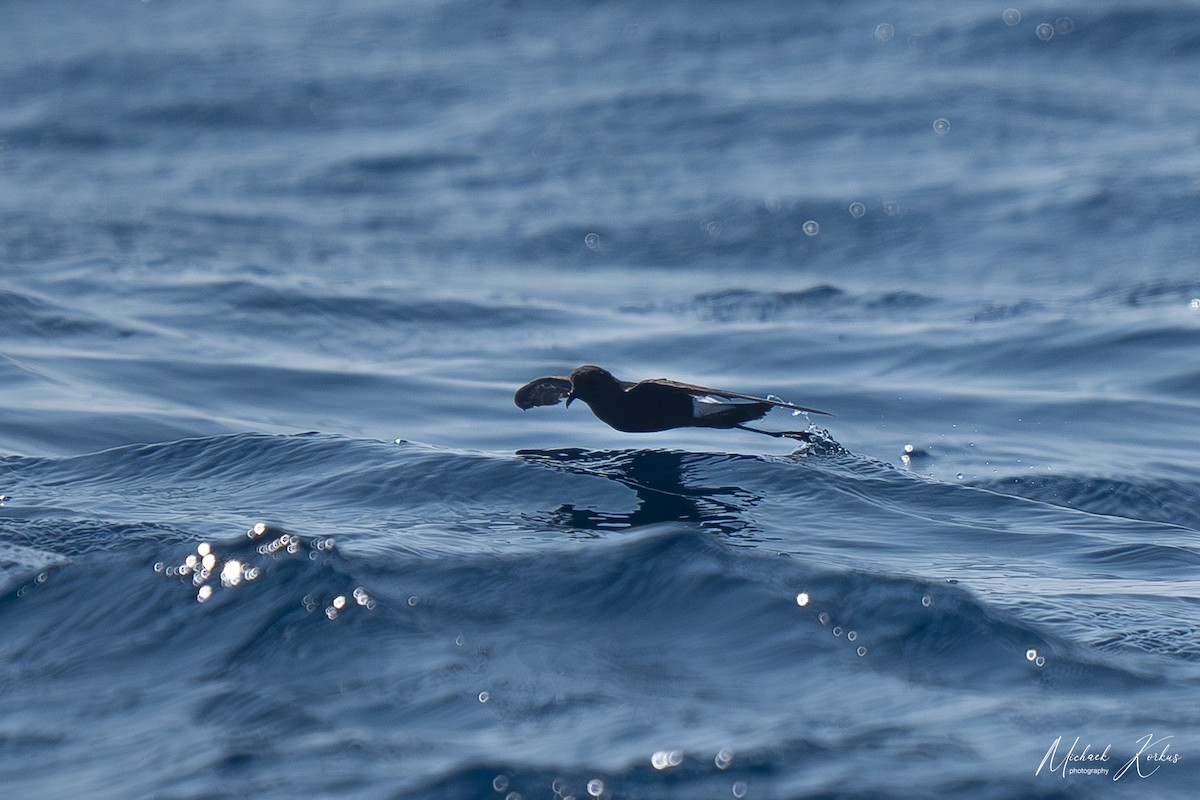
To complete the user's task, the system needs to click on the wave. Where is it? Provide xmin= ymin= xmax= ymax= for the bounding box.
xmin=0 ymin=285 xmax=138 ymax=340
xmin=1 ymin=508 xmax=1165 ymax=799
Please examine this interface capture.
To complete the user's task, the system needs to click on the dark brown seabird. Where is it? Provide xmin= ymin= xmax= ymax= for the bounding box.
xmin=515 ymin=365 xmax=829 ymax=440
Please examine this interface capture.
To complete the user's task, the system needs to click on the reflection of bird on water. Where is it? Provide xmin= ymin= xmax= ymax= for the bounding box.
xmin=517 ymin=448 xmax=760 ymax=537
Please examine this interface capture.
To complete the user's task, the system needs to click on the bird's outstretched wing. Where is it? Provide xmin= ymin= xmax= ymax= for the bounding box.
xmin=642 ymin=378 xmax=831 ymax=416
xmin=514 ymin=375 xmax=573 ymax=409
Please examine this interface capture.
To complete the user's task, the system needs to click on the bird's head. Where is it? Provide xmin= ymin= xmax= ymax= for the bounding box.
xmin=566 ymin=365 xmax=618 ymax=407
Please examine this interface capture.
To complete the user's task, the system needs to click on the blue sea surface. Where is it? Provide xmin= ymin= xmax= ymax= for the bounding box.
xmin=2 ymin=1 xmax=1199 ymax=797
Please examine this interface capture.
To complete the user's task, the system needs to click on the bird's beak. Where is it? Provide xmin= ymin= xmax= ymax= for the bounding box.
xmin=565 ymin=391 xmax=575 ymax=408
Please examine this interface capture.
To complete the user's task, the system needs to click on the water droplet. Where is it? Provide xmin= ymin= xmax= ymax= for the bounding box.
xmin=832 ymin=626 xmax=843 ymax=637
xmin=478 ymin=691 xmax=491 ymax=703
xmin=197 ymin=542 xmax=211 ymax=557
xmin=1035 ymin=22 xmax=1054 ymax=41
xmin=1002 ymin=8 xmax=1021 ymax=26
xmin=818 ymin=612 xmax=830 ymax=625
xmin=1035 ymin=655 xmax=1046 ymax=667
xmin=1055 ymin=16 xmax=1074 ymax=35
xmin=505 ymin=793 xmax=523 ymax=800
xmin=857 ymin=645 xmax=868 ymax=657
xmin=795 ymin=592 xmax=810 ymax=607
xmin=153 ymin=561 xmax=165 ymax=573
xmin=1026 ymin=648 xmax=1038 ymax=661
xmin=874 ymin=23 xmax=894 ymax=42
xmin=197 ymin=585 xmax=213 ymax=603
xmin=883 ymin=200 xmax=901 ymax=216
xmin=250 ymin=522 xmax=267 ymax=538
xmin=220 ymin=559 xmax=243 ymax=587
xmin=1189 ymin=298 xmax=1199 ymax=310
xmin=933 ymin=118 xmax=950 ymax=135
xmin=715 ymin=748 xmax=734 ymax=769
xmin=848 ymin=201 xmax=866 ymax=218
xmin=584 ymin=232 xmax=600 ymax=250
xmin=408 ymin=595 xmax=420 ymax=607
xmin=847 ymin=630 xmax=858 ymax=641
xmin=732 ymin=781 xmax=748 ymax=798
xmin=802 ymin=220 xmax=820 ymax=236
xmin=493 ymin=775 xmax=509 ymax=792
xmin=921 ymin=594 xmax=932 ymax=607
xmin=325 ymin=606 xmax=339 ymax=620
xmin=201 ymin=553 xmax=217 ymax=572
xmin=956 ymin=472 xmax=964 ymax=480
xmin=333 ymin=595 xmax=347 ymax=610
xmin=702 ymin=220 xmax=720 ymax=237
xmin=586 ymin=779 xmax=605 ymax=797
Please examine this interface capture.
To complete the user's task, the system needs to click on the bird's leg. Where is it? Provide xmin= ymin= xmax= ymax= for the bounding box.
xmin=735 ymin=424 xmax=817 ymax=442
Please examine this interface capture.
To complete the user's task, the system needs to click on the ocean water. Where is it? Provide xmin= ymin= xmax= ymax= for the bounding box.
xmin=2 ymin=1 xmax=1199 ymax=797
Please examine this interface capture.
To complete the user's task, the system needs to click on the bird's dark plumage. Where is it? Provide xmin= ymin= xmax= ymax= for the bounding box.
xmin=515 ymin=365 xmax=828 ymax=439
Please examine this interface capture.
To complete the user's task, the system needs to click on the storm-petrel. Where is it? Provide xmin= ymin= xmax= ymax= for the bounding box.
xmin=515 ymin=365 xmax=829 ymax=440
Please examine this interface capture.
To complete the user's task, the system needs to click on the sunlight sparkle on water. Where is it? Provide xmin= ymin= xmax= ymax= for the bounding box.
xmin=161 ymin=524 xmax=359 ymax=618
xmin=220 ymin=559 xmax=243 ymax=587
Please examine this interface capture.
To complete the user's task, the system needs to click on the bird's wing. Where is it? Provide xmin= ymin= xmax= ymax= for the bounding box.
xmin=642 ymin=378 xmax=831 ymax=416
xmin=514 ymin=376 xmax=573 ymax=409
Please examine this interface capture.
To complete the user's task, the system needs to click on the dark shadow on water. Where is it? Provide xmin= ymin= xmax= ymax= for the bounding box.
xmin=516 ymin=447 xmax=763 ymax=538
xmin=516 ymin=429 xmax=844 ymax=539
